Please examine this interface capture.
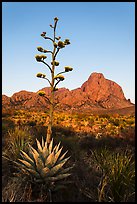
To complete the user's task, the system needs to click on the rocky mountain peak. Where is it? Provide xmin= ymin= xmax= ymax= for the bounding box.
xmin=2 ymin=72 xmax=134 ymax=111
xmin=89 ymin=72 xmax=104 ymax=79
xmin=81 ymin=72 xmax=125 ymax=102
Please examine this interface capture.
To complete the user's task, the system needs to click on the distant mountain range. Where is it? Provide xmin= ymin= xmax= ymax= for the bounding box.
xmin=2 ymin=72 xmax=134 ymax=113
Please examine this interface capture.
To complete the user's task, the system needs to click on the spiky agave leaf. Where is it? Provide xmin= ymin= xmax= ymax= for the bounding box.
xmin=57 ymin=156 xmax=71 ymax=166
xmin=53 ymin=147 xmax=63 ymax=165
xmin=45 ymin=151 xmax=55 ymax=168
xmin=42 ymin=145 xmax=49 ymax=159
xmin=26 ymin=168 xmax=40 ymax=178
xmin=36 ymin=138 xmax=43 ymax=153
xmin=29 ymin=146 xmax=39 ymax=166
xmin=55 ymin=142 xmax=61 ymax=153
xmin=29 ymin=145 xmax=45 ymax=170
xmin=46 ymin=173 xmax=71 ymax=181
xmin=20 ymin=150 xmax=34 ymax=165
xmin=18 ymin=159 xmax=33 ymax=169
xmin=44 ymin=159 xmax=68 ymax=177
xmin=53 ymin=144 xmax=58 ymax=152
xmin=49 ymin=138 xmax=53 ymax=154
xmin=16 ymin=137 xmax=73 ymax=187
xmin=41 ymin=137 xmax=45 ymax=148
xmin=58 ymin=150 xmax=69 ymax=162
xmin=59 ymin=166 xmax=74 ymax=174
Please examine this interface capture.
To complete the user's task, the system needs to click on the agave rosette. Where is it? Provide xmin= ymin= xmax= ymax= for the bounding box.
xmin=17 ymin=138 xmax=72 ymax=184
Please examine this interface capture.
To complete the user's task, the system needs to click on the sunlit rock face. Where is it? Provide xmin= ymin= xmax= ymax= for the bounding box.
xmin=2 ymin=72 xmax=133 ymax=111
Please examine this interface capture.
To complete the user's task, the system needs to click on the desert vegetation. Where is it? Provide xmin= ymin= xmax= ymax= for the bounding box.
xmin=2 ymin=17 xmax=135 ymax=202
xmin=2 ymin=107 xmax=135 ymax=202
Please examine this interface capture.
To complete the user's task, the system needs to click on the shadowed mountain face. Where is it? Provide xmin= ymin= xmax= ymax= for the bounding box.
xmin=2 ymin=72 xmax=134 ymax=112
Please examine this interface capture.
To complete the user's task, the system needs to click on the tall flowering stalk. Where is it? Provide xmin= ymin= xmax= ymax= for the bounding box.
xmin=35 ymin=17 xmax=73 ymax=144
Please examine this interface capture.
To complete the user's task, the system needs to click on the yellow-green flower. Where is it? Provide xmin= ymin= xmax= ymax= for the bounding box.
xmin=64 ymin=39 xmax=70 ymax=45
xmin=36 ymin=73 xmax=43 ymax=78
xmin=37 ymin=47 xmax=44 ymax=52
xmin=41 ymin=32 xmax=46 ymax=37
xmin=37 ymin=91 xmax=46 ymax=96
xmin=58 ymin=41 xmax=65 ymax=48
xmin=35 ymin=55 xmax=47 ymax=61
xmin=64 ymin=66 xmax=73 ymax=72
xmin=54 ymin=75 xmax=65 ymax=81
xmin=35 ymin=55 xmax=42 ymax=62
xmin=41 ymin=55 xmax=47 ymax=60
xmin=41 ymin=34 xmax=45 ymax=37
xmin=36 ymin=73 xmax=46 ymax=78
xmin=54 ymin=17 xmax=59 ymax=21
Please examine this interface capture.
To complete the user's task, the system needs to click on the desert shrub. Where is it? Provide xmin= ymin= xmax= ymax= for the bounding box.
xmin=99 ymin=114 xmax=110 ymax=119
xmin=91 ymin=147 xmax=135 ymax=202
xmin=112 ymin=118 xmax=120 ymax=126
xmin=126 ymin=118 xmax=135 ymax=125
xmin=3 ymin=126 xmax=33 ymax=161
xmin=88 ymin=118 xmax=94 ymax=127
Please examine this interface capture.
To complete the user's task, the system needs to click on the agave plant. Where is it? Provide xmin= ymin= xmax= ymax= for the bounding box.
xmin=16 ymin=137 xmax=73 ymax=190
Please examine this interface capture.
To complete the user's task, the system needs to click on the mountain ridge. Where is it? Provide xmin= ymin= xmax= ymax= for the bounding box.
xmin=2 ymin=72 xmax=134 ymax=112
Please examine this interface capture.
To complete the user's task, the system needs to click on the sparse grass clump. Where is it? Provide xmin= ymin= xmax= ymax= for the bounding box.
xmin=3 ymin=126 xmax=33 ymax=161
xmin=91 ymin=147 xmax=135 ymax=202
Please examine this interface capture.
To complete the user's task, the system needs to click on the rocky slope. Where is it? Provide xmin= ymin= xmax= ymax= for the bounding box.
xmin=2 ymin=72 xmax=134 ymax=112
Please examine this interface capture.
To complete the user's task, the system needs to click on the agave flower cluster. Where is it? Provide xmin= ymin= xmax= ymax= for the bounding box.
xmin=36 ymin=73 xmax=46 ymax=78
xmin=54 ymin=74 xmax=65 ymax=81
xmin=37 ymin=91 xmax=46 ymax=96
xmin=17 ymin=137 xmax=72 ymax=188
xmin=64 ymin=66 xmax=73 ymax=72
xmin=35 ymin=54 xmax=47 ymax=62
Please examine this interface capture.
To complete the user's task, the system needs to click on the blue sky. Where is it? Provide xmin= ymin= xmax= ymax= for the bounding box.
xmin=2 ymin=2 xmax=135 ymax=103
